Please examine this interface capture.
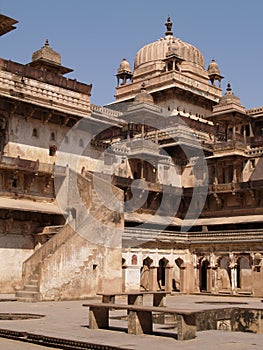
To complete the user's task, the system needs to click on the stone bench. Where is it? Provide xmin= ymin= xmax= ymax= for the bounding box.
xmin=83 ymin=302 xmax=196 ymax=341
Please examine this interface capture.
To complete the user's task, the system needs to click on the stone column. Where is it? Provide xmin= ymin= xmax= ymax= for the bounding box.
xmin=179 ymin=265 xmax=187 ymax=293
xmin=243 ymin=124 xmax=247 ymax=145
xmin=172 ymin=59 xmax=176 ymax=71
xmin=230 ymin=267 xmax=237 ymax=293
xmin=192 ymin=255 xmax=200 ymax=293
xmin=164 ymin=265 xmax=173 ymax=292
xmin=206 ymin=266 xmax=212 ymax=292
xmin=148 ymin=266 xmax=159 ymax=291
xmin=233 ymin=125 xmax=236 ymax=142
xmin=249 ymin=122 xmax=254 ymax=137
xmin=233 ymin=163 xmax=237 ymax=183
xmin=229 ymin=253 xmax=237 ymax=293
xmin=214 ymin=164 xmax=218 ymax=185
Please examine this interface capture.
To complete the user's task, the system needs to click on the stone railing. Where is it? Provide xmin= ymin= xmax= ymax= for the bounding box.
xmin=124 ymin=227 xmax=263 ymax=244
xmin=0 ymin=155 xmax=67 ymax=175
xmin=0 ymin=69 xmax=90 ymax=116
xmin=91 ymin=104 xmax=123 ymax=118
xmin=22 ymin=224 xmax=74 ymax=283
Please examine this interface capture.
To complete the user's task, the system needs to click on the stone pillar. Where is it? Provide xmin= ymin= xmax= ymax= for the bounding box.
xmin=214 ymin=164 xmax=218 ymax=185
xmin=233 ymin=125 xmax=236 ymax=142
xmin=180 ymin=265 xmax=187 ymax=293
xmin=233 ymin=164 xmax=237 ymax=183
xmin=122 ymin=265 xmax=141 ymax=292
xmin=192 ymin=255 xmax=200 ymax=293
xmin=140 ymin=160 xmax=144 ymax=179
xmin=243 ymin=124 xmax=247 ymax=145
xmin=249 ymin=122 xmax=254 ymax=137
xmin=194 ymin=266 xmax=200 ymax=293
xmin=230 ymin=267 xmax=237 ymax=293
xmin=206 ymin=266 xmax=212 ymax=292
xmin=149 ymin=266 xmax=159 ymax=291
xmin=229 ymin=253 xmax=237 ymax=293
xmin=164 ymin=265 xmax=173 ymax=292
xmin=172 ymin=59 xmax=176 ymax=71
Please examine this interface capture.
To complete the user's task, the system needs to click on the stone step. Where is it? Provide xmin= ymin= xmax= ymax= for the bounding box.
xmin=24 ymin=284 xmax=38 ymax=292
xmin=15 ymin=290 xmax=40 ymax=301
xmin=29 ymin=279 xmax=38 ymax=286
xmin=15 ymin=297 xmax=37 ymax=303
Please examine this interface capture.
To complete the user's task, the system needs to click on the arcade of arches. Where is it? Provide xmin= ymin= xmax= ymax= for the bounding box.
xmin=122 ymin=250 xmax=259 ymax=295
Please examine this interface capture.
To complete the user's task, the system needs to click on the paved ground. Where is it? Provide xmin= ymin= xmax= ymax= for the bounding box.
xmin=0 ymin=294 xmax=262 ymax=349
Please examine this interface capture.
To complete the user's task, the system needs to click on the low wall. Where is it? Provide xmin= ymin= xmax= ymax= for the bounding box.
xmin=195 ymin=307 xmax=263 ymax=334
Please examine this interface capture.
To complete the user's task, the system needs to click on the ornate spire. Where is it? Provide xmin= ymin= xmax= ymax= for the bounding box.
xmin=165 ymin=16 xmax=173 ymax=36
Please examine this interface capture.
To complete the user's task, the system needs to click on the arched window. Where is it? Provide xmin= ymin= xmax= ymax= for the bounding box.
xmin=50 ymin=132 xmax=56 ymax=141
xmin=32 ymin=128 xmax=39 ymax=137
xmin=131 ymin=254 xmax=138 ymax=265
xmin=49 ymin=145 xmax=57 ymax=156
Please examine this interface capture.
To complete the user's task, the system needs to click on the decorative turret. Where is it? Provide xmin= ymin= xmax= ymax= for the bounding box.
xmin=209 ymin=83 xmax=251 ymax=148
xmin=216 ymin=82 xmax=244 ymax=109
xmin=28 ymin=39 xmax=73 ymax=75
xmin=208 ymin=59 xmax=223 ymax=87
xmin=164 ymin=39 xmax=184 ymax=72
xmin=116 ymin=58 xmax=133 ymax=86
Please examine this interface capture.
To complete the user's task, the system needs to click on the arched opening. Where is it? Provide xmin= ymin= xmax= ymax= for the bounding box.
xmin=50 ymin=132 xmax=56 ymax=141
xmin=32 ymin=128 xmax=38 ymax=137
xmin=200 ymin=259 xmax=209 ymax=292
xmin=157 ymin=258 xmax=168 ymax=290
xmin=237 ymin=256 xmax=251 ymax=290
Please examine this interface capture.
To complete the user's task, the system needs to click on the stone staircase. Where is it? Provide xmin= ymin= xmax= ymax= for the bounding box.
xmin=15 ymin=224 xmax=75 ymax=302
xmin=15 ymin=271 xmax=40 ymax=302
xmin=34 ymin=225 xmax=64 ymax=245
xmin=15 ymin=171 xmax=123 ymax=302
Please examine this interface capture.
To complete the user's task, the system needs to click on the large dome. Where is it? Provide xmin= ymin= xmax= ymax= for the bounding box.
xmin=134 ymin=18 xmax=205 ymax=70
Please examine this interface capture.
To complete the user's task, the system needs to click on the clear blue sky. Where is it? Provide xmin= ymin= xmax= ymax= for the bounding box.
xmin=1 ymin=0 xmax=263 ymax=109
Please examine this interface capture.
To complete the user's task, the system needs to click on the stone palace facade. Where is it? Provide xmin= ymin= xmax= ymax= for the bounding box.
xmin=0 ymin=14 xmax=263 ymax=300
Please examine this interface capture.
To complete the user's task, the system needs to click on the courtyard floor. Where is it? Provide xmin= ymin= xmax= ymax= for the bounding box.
xmin=0 ymin=293 xmax=262 ymax=349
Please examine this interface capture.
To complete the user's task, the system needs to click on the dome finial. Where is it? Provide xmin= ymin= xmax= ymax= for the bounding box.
xmin=165 ymin=16 xmax=173 ymax=36
xmin=45 ymin=38 xmax=49 ymax=46
xmin=226 ymin=82 xmax=232 ymax=92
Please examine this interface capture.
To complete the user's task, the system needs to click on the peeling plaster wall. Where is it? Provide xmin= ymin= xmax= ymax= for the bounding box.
xmin=39 ymin=231 xmax=122 ymax=300
xmin=0 ymin=234 xmax=34 ymax=292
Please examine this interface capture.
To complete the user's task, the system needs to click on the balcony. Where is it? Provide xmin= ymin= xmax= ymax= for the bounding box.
xmin=0 ymin=156 xmax=66 ymax=175
xmin=213 ymin=140 xmax=247 ymax=154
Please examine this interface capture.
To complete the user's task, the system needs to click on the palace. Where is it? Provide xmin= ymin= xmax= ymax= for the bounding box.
xmin=0 ymin=14 xmax=263 ymax=301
